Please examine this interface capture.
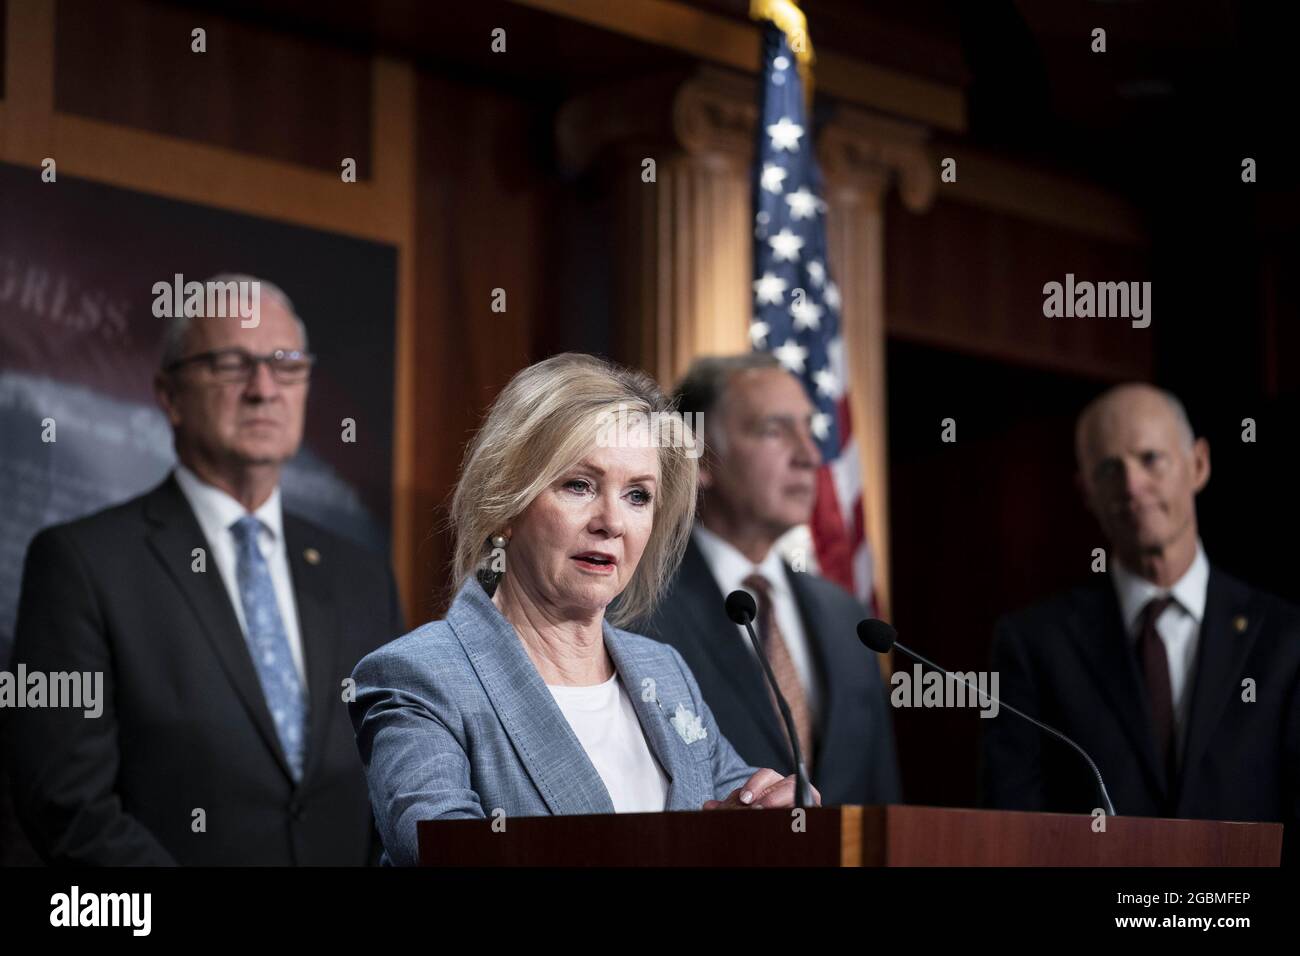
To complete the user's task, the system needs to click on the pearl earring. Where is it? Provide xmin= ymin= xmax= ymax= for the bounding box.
xmin=490 ymin=534 xmax=507 ymax=550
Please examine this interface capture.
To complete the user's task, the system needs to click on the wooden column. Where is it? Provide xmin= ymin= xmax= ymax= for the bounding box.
xmin=819 ymin=109 xmax=935 ymax=620
xmin=558 ymin=67 xmax=756 ymax=386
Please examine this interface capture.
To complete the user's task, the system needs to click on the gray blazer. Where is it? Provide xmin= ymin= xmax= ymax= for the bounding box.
xmin=349 ymin=577 xmax=760 ymax=865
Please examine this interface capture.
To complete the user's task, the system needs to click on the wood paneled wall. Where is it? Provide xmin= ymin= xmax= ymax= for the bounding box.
xmin=886 ymin=181 xmax=1152 ymax=382
xmin=407 ymin=70 xmax=563 ymax=620
xmin=54 ymin=0 xmax=373 ymax=175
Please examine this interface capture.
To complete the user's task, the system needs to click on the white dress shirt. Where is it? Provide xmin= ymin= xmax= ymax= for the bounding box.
xmin=173 ymin=464 xmax=307 ymax=685
xmin=547 ymin=674 xmax=670 ymax=812
xmin=1110 ymin=539 xmax=1209 ymax=762
xmin=691 ymin=523 xmax=822 ymax=723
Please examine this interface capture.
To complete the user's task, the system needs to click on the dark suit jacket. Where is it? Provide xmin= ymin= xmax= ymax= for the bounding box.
xmin=2 ymin=475 xmax=404 ymax=865
xmin=980 ymin=567 xmax=1300 ymax=849
xmin=635 ymin=537 xmax=900 ymax=806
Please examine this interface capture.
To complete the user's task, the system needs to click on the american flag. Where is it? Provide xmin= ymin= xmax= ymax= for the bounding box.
xmin=749 ymin=20 xmax=874 ymax=609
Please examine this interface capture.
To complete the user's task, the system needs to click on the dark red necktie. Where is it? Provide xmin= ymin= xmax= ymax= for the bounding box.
xmin=1136 ymin=595 xmax=1176 ymax=795
xmin=742 ymin=573 xmax=815 ymax=774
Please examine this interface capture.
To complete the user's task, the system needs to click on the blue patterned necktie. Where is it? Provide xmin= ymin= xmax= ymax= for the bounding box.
xmin=230 ymin=515 xmax=308 ymax=781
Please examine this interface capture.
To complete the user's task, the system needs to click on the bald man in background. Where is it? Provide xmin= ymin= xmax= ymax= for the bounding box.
xmin=980 ymin=384 xmax=1299 ymax=857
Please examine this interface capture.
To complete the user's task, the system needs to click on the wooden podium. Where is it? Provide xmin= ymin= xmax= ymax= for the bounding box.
xmin=418 ymin=805 xmax=1282 ymax=866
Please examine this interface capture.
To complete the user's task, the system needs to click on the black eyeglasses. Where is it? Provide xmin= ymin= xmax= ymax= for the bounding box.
xmin=165 ymin=348 xmax=315 ymax=384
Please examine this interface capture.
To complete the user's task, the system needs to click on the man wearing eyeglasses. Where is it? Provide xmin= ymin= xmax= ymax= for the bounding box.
xmin=4 ymin=275 xmax=405 ymax=865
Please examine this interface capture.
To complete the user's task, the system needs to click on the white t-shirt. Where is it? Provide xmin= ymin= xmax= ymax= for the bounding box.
xmin=547 ymin=674 xmax=670 ymax=813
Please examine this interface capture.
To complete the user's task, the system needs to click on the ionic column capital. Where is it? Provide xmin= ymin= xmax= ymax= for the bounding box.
xmin=819 ymin=108 xmax=935 ymax=212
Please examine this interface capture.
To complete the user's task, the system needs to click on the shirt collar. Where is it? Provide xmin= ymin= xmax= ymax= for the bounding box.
xmin=1111 ymin=538 xmax=1209 ymax=635
xmin=691 ymin=523 xmax=788 ymax=599
xmin=173 ymin=463 xmax=283 ymax=542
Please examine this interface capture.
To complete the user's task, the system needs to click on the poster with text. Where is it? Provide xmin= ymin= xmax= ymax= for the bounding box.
xmin=0 ymin=161 xmax=397 ymax=664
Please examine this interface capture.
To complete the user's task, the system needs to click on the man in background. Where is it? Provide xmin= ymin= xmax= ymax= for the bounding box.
xmin=637 ymin=353 xmax=900 ymax=807
xmin=3 ymin=275 xmax=404 ymax=864
xmin=981 ymin=383 xmax=1299 ymax=859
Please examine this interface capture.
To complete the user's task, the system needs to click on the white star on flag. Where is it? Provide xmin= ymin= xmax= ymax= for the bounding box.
xmin=806 ymin=260 xmax=825 ymax=286
xmin=791 ymin=297 xmax=823 ymax=330
xmin=769 ymin=228 xmax=804 ymax=262
xmin=760 ymin=164 xmax=788 ymax=194
xmin=785 ymin=187 xmax=820 ymax=220
xmin=772 ymin=338 xmax=809 ymax=373
xmin=811 ymin=411 xmax=831 ymax=441
xmin=813 ymin=366 xmax=840 ymax=398
xmin=825 ymin=281 xmax=841 ymax=311
xmin=753 ymin=271 xmax=788 ymax=305
xmin=749 ymin=319 xmax=770 ymax=348
xmin=767 ymin=117 xmax=803 ymax=152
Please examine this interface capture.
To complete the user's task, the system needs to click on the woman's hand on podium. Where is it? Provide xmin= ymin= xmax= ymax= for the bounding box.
xmin=702 ymin=768 xmax=821 ymax=810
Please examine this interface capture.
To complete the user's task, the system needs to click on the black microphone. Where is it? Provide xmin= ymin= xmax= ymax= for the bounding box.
xmin=724 ymin=590 xmax=813 ymax=809
xmin=856 ymin=619 xmax=1117 ymax=817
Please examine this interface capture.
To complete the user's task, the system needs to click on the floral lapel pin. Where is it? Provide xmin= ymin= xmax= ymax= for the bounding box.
xmin=669 ymin=702 xmax=708 ymax=745
xmin=640 ymin=677 xmax=708 ymax=745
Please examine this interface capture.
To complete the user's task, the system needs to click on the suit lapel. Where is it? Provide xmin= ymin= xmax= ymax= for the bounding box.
xmin=142 ymin=476 xmax=296 ymax=782
xmin=284 ymin=516 xmax=339 ymax=787
xmin=674 ymin=539 xmax=790 ymax=757
xmin=1065 ymin=578 xmax=1168 ymax=802
xmin=1179 ymin=568 xmax=1260 ymax=799
xmin=603 ymin=625 xmax=703 ymax=811
xmin=449 ymin=579 xmax=614 ymax=815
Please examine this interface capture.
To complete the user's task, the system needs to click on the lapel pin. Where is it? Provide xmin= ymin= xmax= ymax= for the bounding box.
xmin=1232 ymin=615 xmax=1247 ymax=633
xmin=304 ymin=547 xmax=321 ymax=565
xmin=669 ymin=703 xmax=708 ymax=745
